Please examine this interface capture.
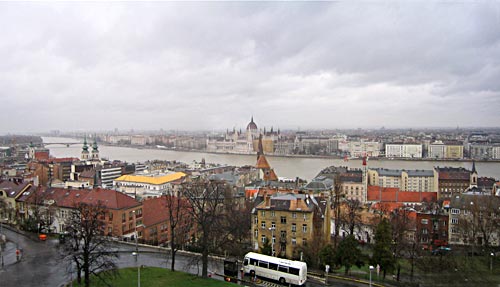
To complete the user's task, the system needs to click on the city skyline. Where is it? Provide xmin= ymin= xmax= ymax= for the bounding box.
xmin=1 ymin=2 xmax=499 ymax=134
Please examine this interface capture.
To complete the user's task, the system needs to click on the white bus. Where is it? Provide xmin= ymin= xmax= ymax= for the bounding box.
xmin=243 ymin=252 xmax=307 ymax=286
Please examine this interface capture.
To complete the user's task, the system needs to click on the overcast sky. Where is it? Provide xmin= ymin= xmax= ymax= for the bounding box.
xmin=1 ymin=2 xmax=499 ymax=134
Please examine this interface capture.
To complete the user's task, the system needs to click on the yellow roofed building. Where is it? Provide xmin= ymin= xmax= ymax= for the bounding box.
xmin=114 ymin=172 xmax=186 ymax=199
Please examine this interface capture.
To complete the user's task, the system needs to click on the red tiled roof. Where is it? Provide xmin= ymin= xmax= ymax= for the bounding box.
xmin=21 ymin=187 xmax=91 ymax=208
xmin=81 ymin=188 xmax=140 ymax=210
xmin=367 ymin=186 xmax=437 ymax=203
xmin=0 ymin=180 xmax=31 ymax=198
xmin=34 ymin=151 xmax=49 ymax=161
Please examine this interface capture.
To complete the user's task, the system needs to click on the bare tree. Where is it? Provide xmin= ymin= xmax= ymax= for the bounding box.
xmin=341 ymin=199 xmax=362 ymax=236
xmin=61 ymin=202 xmax=117 ymax=287
xmin=181 ymin=177 xmax=229 ymax=278
xmin=164 ymin=194 xmax=193 ymax=271
xmin=222 ymin=198 xmax=252 ymax=258
xmin=332 ymin=174 xmax=343 ymax=247
xmin=390 ymin=208 xmax=416 ymax=281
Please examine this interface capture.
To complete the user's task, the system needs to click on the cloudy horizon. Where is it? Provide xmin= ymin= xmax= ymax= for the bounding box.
xmin=1 ymin=2 xmax=499 ymax=134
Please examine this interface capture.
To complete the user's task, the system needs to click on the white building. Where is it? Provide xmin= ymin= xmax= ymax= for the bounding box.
xmin=114 ymin=172 xmax=187 ymax=198
xmin=385 ymin=144 xmax=422 ymax=158
xmin=428 ymin=142 xmax=446 ymax=159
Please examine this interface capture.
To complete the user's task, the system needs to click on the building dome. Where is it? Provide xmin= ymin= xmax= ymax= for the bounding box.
xmin=246 ymin=116 xmax=258 ymax=131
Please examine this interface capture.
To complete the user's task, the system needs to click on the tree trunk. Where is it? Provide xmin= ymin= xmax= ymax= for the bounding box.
xmin=170 ymin=230 xmax=176 ymax=271
xmin=84 ymin=266 xmax=90 ymax=287
xmin=202 ymin=233 xmax=209 ymax=278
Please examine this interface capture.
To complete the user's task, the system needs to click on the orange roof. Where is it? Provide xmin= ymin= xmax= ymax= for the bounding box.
xmin=367 ymin=186 xmax=437 ymax=203
xmin=256 ymin=155 xmax=271 ymax=169
xmin=81 ymin=188 xmax=141 ymax=210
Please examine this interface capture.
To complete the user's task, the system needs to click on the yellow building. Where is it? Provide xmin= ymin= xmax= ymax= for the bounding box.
xmin=445 ymin=145 xmax=464 ymax=159
xmin=114 ymin=172 xmax=186 ymax=198
xmin=0 ymin=180 xmax=33 ymax=225
xmin=251 ymin=193 xmax=330 ymax=260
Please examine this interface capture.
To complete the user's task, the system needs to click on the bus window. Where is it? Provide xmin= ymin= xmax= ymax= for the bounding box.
xmin=278 ymin=265 xmax=288 ymax=273
xmin=244 ymin=259 xmax=249 ymax=266
xmin=250 ymin=258 xmax=258 ymax=265
xmin=289 ymin=267 xmax=300 ymax=275
xmin=258 ymin=261 xmax=269 ymax=268
xmin=269 ymin=263 xmax=278 ymax=270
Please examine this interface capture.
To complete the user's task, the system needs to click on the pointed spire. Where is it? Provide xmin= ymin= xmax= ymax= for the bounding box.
xmin=257 ymin=134 xmax=264 ymax=160
xmin=472 ymin=160 xmax=477 ymax=173
xmin=82 ymin=135 xmax=88 ymax=151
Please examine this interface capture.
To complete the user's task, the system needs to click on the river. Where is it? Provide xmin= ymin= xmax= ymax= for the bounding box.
xmin=42 ymin=137 xmax=500 ymax=181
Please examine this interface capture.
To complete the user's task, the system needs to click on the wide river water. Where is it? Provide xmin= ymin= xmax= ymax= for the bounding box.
xmin=43 ymin=137 xmax=500 ymax=181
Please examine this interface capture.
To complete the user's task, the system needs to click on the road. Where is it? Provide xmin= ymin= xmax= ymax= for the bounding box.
xmin=0 ymin=227 xmax=352 ymax=287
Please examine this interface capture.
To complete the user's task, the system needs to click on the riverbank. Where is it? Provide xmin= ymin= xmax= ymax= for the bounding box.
xmin=99 ymin=142 xmax=500 ymax=163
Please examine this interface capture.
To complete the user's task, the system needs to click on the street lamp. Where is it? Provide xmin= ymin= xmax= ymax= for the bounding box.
xmin=132 ymin=210 xmax=140 ymax=287
xmin=369 ymin=265 xmax=374 ymax=287
xmin=268 ymin=227 xmax=275 ymax=256
xmin=132 ymin=252 xmax=140 ymax=287
xmin=491 ymin=252 xmax=495 ymax=272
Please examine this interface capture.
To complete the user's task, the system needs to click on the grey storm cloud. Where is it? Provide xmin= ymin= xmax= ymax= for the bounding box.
xmin=0 ymin=1 xmax=499 ymax=133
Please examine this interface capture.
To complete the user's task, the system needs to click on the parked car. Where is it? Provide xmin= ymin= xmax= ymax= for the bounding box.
xmin=432 ymin=246 xmax=451 ymax=256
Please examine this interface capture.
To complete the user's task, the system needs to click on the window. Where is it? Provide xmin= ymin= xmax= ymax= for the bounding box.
xmin=278 ymin=266 xmax=289 ymax=273
xmin=271 ymin=222 xmax=276 ymax=229
xmin=271 ymin=211 xmax=275 ymax=217
xmin=281 ymin=216 xmax=286 ymax=224
xmin=261 ymin=221 xmax=266 ymax=229
xmin=122 ymin=213 xmax=126 ymax=222
xmin=254 ymin=229 xmax=258 ymax=238
xmin=292 ymin=238 xmax=297 ymax=246
xmin=258 ymin=261 xmax=268 ymax=268
xmin=302 ymin=224 xmax=307 ymax=233
xmin=451 ymin=218 xmax=458 ymax=224
xmin=422 ymin=228 xmax=428 ymax=235
xmin=272 ymin=236 xmax=276 ymax=244
xmin=302 ymin=238 xmax=307 ymax=246
xmin=269 ymin=263 xmax=278 ymax=270
xmin=261 ymin=210 xmax=266 ymax=217
xmin=421 ymin=219 xmax=429 ymax=225
xmin=109 ymin=212 xmax=113 ymax=220
xmin=291 ymin=223 xmax=296 ymax=232
xmin=289 ymin=267 xmax=300 ymax=275
xmin=254 ymin=216 xmax=258 ymax=225
xmin=261 ymin=235 xmax=266 ymax=243
xmin=303 ymin=214 xmax=307 ymax=220
xmin=292 ymin=212 xmax=297 ymax=219
xmin=451 ymin=208 xmax=460 ymax=215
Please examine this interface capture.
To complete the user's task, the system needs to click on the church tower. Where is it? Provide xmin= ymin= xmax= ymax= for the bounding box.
xmin=470 ymin=160 xmax=478 ymax=187
xmin=91 ymin=136 xmax=100 ymax=161
xmin=81 ymin=136 xmax=90 ymax=161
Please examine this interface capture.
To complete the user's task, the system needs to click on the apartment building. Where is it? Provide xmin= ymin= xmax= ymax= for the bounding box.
xmin=251 ymin=193 xmax=330 ymax=260
xmin=385 ymin=144 xmax=422 ymax=158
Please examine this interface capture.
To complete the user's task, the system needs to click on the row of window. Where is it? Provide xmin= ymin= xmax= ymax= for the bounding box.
xmin=247 ymin=259 xmax=301 ymax=275
xmin=260 ymin=222 xmax=308 ymax=233
xmin=260 ymin=211 xmax=307 ymax=220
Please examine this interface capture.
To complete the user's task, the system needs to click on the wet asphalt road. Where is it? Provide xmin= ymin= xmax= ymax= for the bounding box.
xmin=0 ymin=228 xmax=348 ymax=287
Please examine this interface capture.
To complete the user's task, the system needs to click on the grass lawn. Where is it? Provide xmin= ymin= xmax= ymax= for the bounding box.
xmin=328 ymin=255 xmax=500 ymax=287
xmin=73 ymin=267 xmax=236 ymax=287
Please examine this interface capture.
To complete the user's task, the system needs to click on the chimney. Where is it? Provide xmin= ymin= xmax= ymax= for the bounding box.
xmin=265 ymin=194 xmax=271 ymax=207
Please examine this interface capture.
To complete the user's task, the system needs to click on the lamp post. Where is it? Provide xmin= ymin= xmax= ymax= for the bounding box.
xmin=369 ymin=265 xmax=374 ymax=287
xmin=268 ymin=227 xmax=275 ymax=256
xmin=132 ymin=210 xmax=140 ymax=287
xmin=491 ymin=252 xmax=494 ymax=272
